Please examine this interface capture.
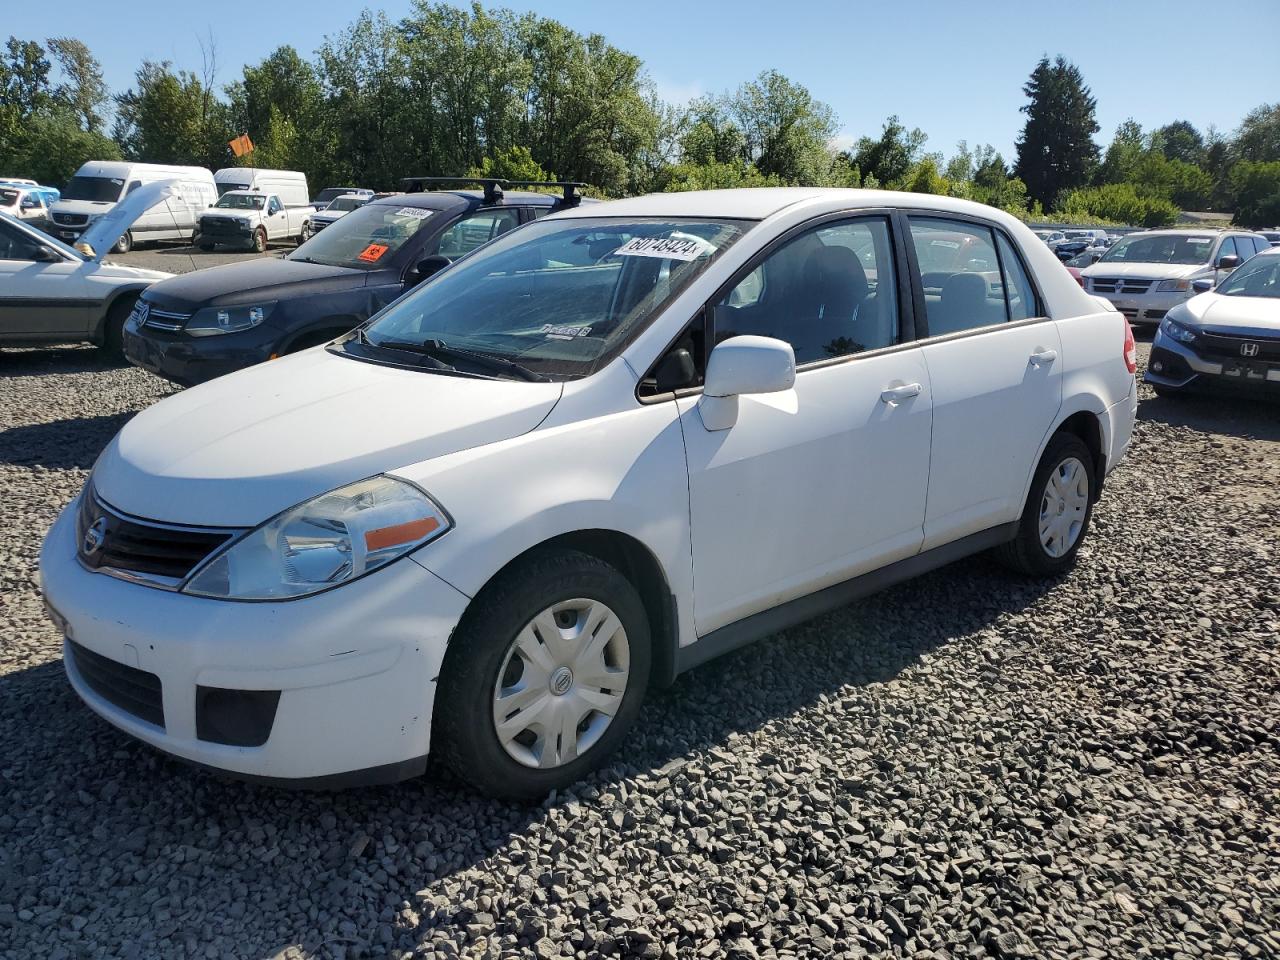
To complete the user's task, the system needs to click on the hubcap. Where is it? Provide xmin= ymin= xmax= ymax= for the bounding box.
xmin=492 ymin=598 xmax=630 ymax=770
xmin=1039 ymin=456 xmax=1089 ymax=558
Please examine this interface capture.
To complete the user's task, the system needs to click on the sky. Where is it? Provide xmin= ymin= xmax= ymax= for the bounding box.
xmin=9 ymin=0 xmax=1279 ymax=162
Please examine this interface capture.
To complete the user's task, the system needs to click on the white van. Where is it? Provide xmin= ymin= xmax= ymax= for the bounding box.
xmin=49 ymin=162 xmax=217 ymax=253
xmin=214 ymin=168 xmax=311 ymax=209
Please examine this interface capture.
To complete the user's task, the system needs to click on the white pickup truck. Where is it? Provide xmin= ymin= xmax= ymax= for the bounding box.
xmin=194 ymin=190 xmax=315 ymax=252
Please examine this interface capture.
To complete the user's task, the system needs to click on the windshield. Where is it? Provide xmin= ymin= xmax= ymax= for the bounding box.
xmin=1218 ymin=254 xmax=1280 ymax=299
xmin=326 ymin=197 xmax=366 ymax=212
xmin=63 ymin=175 xmax=124 ymax=203
xmin=290 ymin=203 xmax=440 ymax=269
xmin=214 ymin=194 xmax=265 ymax=210
xmin=1100 ymin=234 xmax=1214 ymax=266
xmin=355 ymin=216 xmax=749 ymax=380
xmin=316 ymin=188 xmax=356 ymax=205
xmin=216 ymin=181 xmax=252 ymax=196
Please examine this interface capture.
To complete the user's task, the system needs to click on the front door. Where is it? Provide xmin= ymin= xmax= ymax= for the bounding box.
xmin=0 ymin=220 xmax=90 ymax=340
xmin=679 ymin=215 xmax=933 ymax=635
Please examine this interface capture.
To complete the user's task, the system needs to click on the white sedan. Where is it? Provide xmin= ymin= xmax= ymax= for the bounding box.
xmin=0 ymin=182 xmax=175 ymax=353
xmin=1146 ymin=247 xmax=1280 ymax=395
xmin=41 ymin=188 xmax=1137 ymax=797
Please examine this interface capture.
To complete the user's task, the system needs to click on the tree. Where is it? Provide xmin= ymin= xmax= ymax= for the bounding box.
xmin=1097 ymin=119 xmax=1145 ymax=184
xmin=1233 ymin=103 xmax=1280 ymax=163
xmin=46 ymin=37 xmax=108 ymax=133
xmin=0 ymin=36 xmax=52 ymax=155
xmin=1229 ymin=161 xmax=1280 ymax=228
xmin=113 ymin=61 xmax=230 ymax=168
xmin=851 ymin=115 xmax=926 ymax=186
xmin=1151 ymin=120 xmax=1205 ymax=166
xmin=726 ymin=70 xmax=836 ymax=184
xmin=227 ymin=46 xmax=325 ymax=177
xmin=9 ymin=111 xmax=120 ymax=185
xmin=467 ymin=144 xmax=553 ymax=182
xmin=1014 ymin=56 xmax=1100 ymax=208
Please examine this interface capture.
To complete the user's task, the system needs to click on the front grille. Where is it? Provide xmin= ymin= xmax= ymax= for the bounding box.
xmin=143 ymin=307 xmax=190 ymax=332
xmin=69 ymin=640 xmax=165 ymax=727
xmin=77 ymin=489 xmax=241 ymax=584
xmin=200 ymin=218 xmax=249 ymax=238
xmin=1092 ymin=278 xmax=1154 ymax=294
xmin=1193 ymin=330 xmax=1280 ymax=362
xmin=1144 ymin=308 xmax=1167 ymax=321
xmin=53 ymin=212 xmax=88 ymax=226
xmin=1117 ymin=307 xmax=1139 ymax=320
xmin=312 ymin=221 xmax=329 ymax=232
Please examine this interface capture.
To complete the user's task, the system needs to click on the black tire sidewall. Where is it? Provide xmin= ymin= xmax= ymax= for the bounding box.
xmin=100 ymin=296 xmax=135 ymax=358
xmin=253 ymin=229 xmax=266 ymax=253
xmin=112 ymin=231 xmax=131 ymax=254
xmin=1016 ymin=433 xmax=1095 ymax=575
xmin=436 ymin=550 xmax=651 ymax=799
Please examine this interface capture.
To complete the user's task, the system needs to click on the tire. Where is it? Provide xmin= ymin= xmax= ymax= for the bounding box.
xmin=1152 ymin=385 xmax=1177 ymax=398
xmin=251 ymin=228 xmax=267 ymax=254
xmin=994 ymin=432 xmax=1095 ymax=577
xmin=198 ymin=242 xmax=214 ymax=252
xmin=435 ymin=549 xmax=651 ymax=799
xmin=99 ymin=296 xmax=137 ymax=360
xmin=299 ymin=226 xmax=312 ymax=243
xmin=112 ymin=231 xmax=133 ymax=255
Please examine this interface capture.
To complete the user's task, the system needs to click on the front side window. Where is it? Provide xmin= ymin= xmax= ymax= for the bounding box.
xmin=267 ymin=197 xmax=283 ymax=216
xmin=1216 ymin=237 xmax=1238 ymax=265
xmin=436 ymin=210 xmax=521 ymax=260
xmin=0 ymin=220 xmax=46 ymax=261
xmin=908 ymin=217 xmax=1006 ymax=336
xmin=1218 ymin=254 xmax=1280 ymax=298
xmin=356 ymin=216 xmax=749 ymax=379
xmin=713 ymin=217 xmax=900 ymax=365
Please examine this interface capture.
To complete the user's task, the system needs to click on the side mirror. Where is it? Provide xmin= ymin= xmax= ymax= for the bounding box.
xmin=409 ymin=254 xmax=451 ymax=285
xmin=1192 ymin=278 xmax=1213 ymax=293
xmin=1216 ymin=255 xmax=1241 ymax=272
xmin=698 ymin=335 xmax=795 ymax=431
xmin=31 ymin=246 xmax=58 ymax=262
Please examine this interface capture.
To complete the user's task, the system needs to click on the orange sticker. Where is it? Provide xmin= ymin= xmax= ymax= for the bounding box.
xmin=358 ymin=243 xmax=389 ymax=263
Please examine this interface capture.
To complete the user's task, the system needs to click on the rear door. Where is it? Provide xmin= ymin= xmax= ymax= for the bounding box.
xmin=905 ymin=216 xmax=1063 ymax=550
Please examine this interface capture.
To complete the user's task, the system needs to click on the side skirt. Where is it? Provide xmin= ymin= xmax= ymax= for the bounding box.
xmin=674 ymin=522 xmax=1018 ymax=677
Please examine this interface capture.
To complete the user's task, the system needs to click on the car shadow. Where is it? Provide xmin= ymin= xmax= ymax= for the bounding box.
xmin=1139 ymin=391 xmax=1280 ymax=442
xmin=1 ymin=553 xmax=1058 ymax=956
xmin=0 ymin=346 xmax=127 ymax=378
xmin=0 ymin=412 xmax=135 ymax=468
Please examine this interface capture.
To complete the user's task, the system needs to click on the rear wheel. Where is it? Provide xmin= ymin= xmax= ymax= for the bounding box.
xmin=435 ymin=549 xmax=650 ymax=799
xmin=251 ymin=228 xmax=267 ymax=254
xmin=995 ymin=432 xmax=1095 ymax=577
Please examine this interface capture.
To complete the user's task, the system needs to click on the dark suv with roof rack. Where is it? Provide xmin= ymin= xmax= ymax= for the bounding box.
xmin=123 ymin=178 xmax=591 ymax=385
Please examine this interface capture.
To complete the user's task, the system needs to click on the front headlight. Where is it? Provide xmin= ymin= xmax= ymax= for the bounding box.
xmin=1156 ymin=279 xmax=1191 ymax=293
xmin=184 ymin=301 xmax=275 ymax=336
xmin=1160 ymin=317 xmax=1198 ymax=344
xmin=236 ymin=217 xmax=250 ymax=227
xmin=183 ymin=476 xmax=451 ymax=600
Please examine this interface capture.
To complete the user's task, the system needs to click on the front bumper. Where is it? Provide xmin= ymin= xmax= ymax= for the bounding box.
xmin=123 ymin=314 xmax=280 ymax=386
xmin=1144 ymin=329 xmax=1280 ymax=394
xmin=40 ymin=502 xmax=470 ymax=786
xmin=197 ymin=218 xmax=254 ymax=247
xmin=1088 ymin=287 xmax=1192 ymax=325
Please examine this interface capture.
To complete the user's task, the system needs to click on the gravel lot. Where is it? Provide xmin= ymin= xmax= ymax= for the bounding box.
xmin=111 ymin=243 xmax=275 ymax=275
xmin=1 ymin=342 xmax=1277 ymax=960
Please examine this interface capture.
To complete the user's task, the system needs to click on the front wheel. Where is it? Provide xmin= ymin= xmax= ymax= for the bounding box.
xmin=251 ymin=228 xmax=267 ymax=254
xmin=99 ymin=296 xmax=137 ymax=360
xmin=995 ymin=432 xmax=1095 ymax=577
xmin=112 ymin=231 xmax=133 ymax=254
xmin=435 ymin=549 xmax=651 ymax=799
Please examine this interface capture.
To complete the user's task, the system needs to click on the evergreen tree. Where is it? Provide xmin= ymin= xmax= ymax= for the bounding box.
xmin=1014 ymin=56 xmax=1099 ymax=208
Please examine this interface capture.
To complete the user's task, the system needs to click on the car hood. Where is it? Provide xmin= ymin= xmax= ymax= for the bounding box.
xmin=86 ymin=260 xmax=173 ymax=282
xmin=93 ymin=347 xmax=564 ymax=526
xmin=1175 ymin=292 xmax=1280 ymax=334
xmin=76 ymin=181 xmax=182 ymax=262
xmin=1081 ymin=261 xmax=1204 ymax=280
xmin=143 ymin=256 xmax=368 ymax=310
xmin=311 ymin=210 xmax=346 ymax=223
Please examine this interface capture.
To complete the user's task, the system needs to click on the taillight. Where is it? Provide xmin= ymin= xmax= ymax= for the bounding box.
xmin=1123 ymin=318 xmax=1137 ymax=374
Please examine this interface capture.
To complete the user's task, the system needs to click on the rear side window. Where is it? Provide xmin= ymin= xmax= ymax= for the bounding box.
xmin=908 ymin=217 xmax=1007 ymax=336
xmin=995 ymin=233 xmax=1040 ymax=321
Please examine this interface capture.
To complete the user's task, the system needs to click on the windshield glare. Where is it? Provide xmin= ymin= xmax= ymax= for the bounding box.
xmin=215 ymin=194 xmax=264 ymax=210
xmin=1218 ymin=255 xmax=1280 ymax=299
xmin=63 ymin=176 xmax=124 ymax=203
xmin=327 ymin=197 xmax=366 ymax=212
xmin=290 ymin=203 xmax=440 ymax=269
xmin=357 ymin=216 xmax=749 ymax=379
xmin=1100 ymin=234 xmax=1214 ymax=266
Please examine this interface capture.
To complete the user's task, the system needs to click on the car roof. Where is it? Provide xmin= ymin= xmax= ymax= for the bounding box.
xmin=369 ymin=189 xmax=575 ymax=213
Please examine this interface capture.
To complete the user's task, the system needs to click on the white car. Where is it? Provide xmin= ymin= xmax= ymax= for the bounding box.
xmin=1081 ymin=229 xmax=1272 ymax=327
xmin=41 ymin=188 xmax=1137 ymax=797
xmin=0 ymin=182 xmax=176 ymax=352
xmin=299 ymin=193 xmax=369 ymax=241
xmin=1146 ymin=246 xmax=1280 ymax=395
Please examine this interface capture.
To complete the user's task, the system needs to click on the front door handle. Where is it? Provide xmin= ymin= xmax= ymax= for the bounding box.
xmin=1029 ymin=347 xmax=1058 ymax=365
xmin=880 ymin=382 xmax=922 ymax=404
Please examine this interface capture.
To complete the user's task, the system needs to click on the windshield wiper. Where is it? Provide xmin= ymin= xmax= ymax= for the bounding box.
xmin=366 ymin=336 xmax=547 ymax=382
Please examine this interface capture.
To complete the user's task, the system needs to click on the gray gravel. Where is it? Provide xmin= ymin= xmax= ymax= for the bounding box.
xmin=1 ymin=342 xmax=1278 ymax=960
xmin=110 ymin=242 xmax=275 ymax=276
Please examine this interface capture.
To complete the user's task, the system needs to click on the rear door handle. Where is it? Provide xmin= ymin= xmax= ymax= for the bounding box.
xmin=880 ymin=382 xmax=922 ymax=404
xmin=1029 ymin=347 xmax=1058 ymax=365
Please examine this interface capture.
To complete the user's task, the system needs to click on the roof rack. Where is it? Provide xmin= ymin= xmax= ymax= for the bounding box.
xmin=400 ymin=176 xmax=587 ymax=207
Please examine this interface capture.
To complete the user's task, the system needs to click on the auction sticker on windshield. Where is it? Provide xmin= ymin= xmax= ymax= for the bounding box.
xmin=396 ymin=208 xmax=434 ymax=220
xmin=614 ymin=235 xmax=711 ymax=261
xmin=358 ymin=243 xmax=390 ymax=263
